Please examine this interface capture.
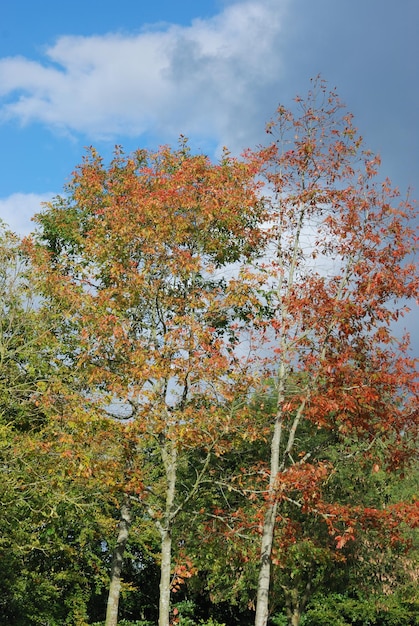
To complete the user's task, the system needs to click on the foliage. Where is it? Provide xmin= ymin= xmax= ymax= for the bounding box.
xmin=291 ymin=589 xmax=419 ymax=626
xmin=0 ymin=80 xmax=417 ymax=626
xmin=238 ymin=78 xmax=419 ymax=626
xmin=0 ymin=223 xmax=52 ymax=432
xmin=92 ymin=621 xmax=154 ymax=626
xmin=27 ymin=139 xmax=264 ymax=626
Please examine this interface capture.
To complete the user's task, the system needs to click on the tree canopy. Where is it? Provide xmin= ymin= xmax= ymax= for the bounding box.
xmin=0 ymin=80 xmax=417 ymax=626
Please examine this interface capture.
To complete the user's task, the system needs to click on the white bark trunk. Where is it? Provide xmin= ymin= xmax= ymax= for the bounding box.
xmin=158 ymin=438 xmax=177 ymax=626
xmin=158 ymin=528 xmax=173 ymax=626
xmin=254 ymin=500 xmax=278 ymax=626
xmin=105 ymin=500 xmax=131 ymax=626
xmin=255 ymin=360 xmax=286 ymax=626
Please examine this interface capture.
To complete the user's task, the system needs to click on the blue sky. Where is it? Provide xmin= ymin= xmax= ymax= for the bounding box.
xmin=0 ymin=0 xmax=418 ymax=353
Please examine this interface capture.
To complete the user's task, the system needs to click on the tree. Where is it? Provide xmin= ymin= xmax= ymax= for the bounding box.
xmin=0 ymin=224 xmax=118 ymax=625
xmin=28 ymin=140 xmax=264 ymax=626
xmin=237 ymin=78 xmax=419 ymax=626
xmin=0 ymin=222 xmax=52 ymax=432
xmin=0 ymin=224 xmax=53 ymax=622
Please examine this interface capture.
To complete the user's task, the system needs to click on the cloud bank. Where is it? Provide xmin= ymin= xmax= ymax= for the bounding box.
xmin=0 ymin=193 xmax=54 ymax=236
xmin=0 ymin=0 xmax=288 ymax=150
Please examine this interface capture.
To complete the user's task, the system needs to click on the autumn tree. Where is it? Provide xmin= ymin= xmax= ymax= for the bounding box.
xmin=28 ymin=140 xmax=264 ymax=626
xmin=235 ymin=79 xmax=419 ymax=626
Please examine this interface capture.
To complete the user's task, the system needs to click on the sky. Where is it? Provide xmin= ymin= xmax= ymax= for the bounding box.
xmin=0 ymin=0 xmax=418 ymax=354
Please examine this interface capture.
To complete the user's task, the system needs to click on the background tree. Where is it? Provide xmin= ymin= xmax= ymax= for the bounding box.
xmin=0 ymin=223 xmax=51 ymax=431
xmin=0 ymin=223 xmax=55 ymax=622
xmin=0 ymin=224 xmax=103 ymax=625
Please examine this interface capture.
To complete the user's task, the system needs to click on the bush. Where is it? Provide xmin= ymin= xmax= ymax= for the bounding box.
xmin=277 ymin=592 xmax=419 ymax=626
xmin=170 ymin=599 xmax=225 ymax=626
xmin=91 ymin=618 xmax=225 ymax=626
xmin=91 ymin=621 xmax=154 ymax=626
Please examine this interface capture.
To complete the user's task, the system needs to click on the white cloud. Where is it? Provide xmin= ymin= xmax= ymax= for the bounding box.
xmin=0 ymin=193 xmax=54 ymax=236
xmin=0 ymin=0 xmax=288 ymax=150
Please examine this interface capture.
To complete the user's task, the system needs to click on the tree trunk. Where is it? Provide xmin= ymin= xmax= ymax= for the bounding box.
xmin=254 ymin=404 xmax=283 ymax=626
xmin=254 ymin=500 xmax=278 ymax=626
xmin=255 ymin=358 xmax=288 ymax=626
xmin=159 ymin=527 xmax=173 ymax=626
xmin=284 ymin=581 xmax=312 ymax=626
xmin=289 ymin=609 xmax=302 ymax=626
xmin=105 ymin=499 xmax=131 ymax=626
xmin=158 ymin=438 xmax=177 ymax=626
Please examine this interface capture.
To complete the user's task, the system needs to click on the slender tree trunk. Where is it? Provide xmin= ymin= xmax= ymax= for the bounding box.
xmin=105 ymin=499 xmax=131 ymax=626
xmin=254 ymin=499 xmax=278 ymax=626
xmin=159 ymin=527 xmax=173 ymax=626
xmin=284 ymin=581 xmax=311 ymax=626
xmin=255 ymin=357 xmax=288 ymax=626
xmin=289 ymin=609 xmax=302 ymax=626
xmin=158 ymin=438 xmax=177 ymax=626
xmin=254 ymin=405 xmax=283 ymax=626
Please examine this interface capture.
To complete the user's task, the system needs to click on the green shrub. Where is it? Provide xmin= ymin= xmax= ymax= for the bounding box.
xmin=277 ymin=592 xmax=419 ymax=626
xmin=91 ymin=617 xmax=225 ymax=626
xmin=91 ymin=621 xmax=154 ymax=626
